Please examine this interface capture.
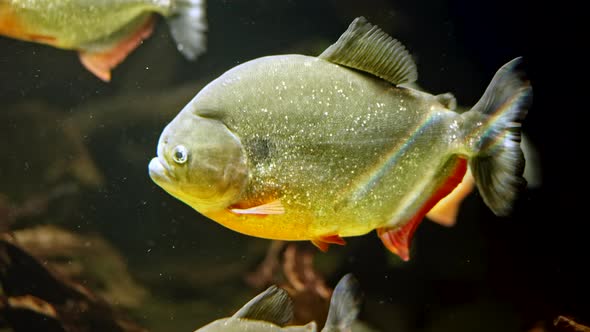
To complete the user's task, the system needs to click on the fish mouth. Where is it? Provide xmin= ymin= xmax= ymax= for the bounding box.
xmin=148 ymin=157 xmax=174 ymax=184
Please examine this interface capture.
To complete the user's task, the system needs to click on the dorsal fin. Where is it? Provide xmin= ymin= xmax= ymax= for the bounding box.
xmin=231 ymin=285 xmax=293 ymax=326
xmin=319 ymin=16 xmax=418 ymax=85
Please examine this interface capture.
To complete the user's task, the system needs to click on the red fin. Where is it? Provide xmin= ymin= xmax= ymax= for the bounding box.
xmin=319 ymin=234 xmax=346 ymax=245
xmin=311 ymin=234 xmax=346 ymax=252
xmin=378 ymin=222 xmax=415 ymax=261
xmin=78 ymin=16 xmax=155 ymax=81
xmin=378 ymin=157 xmax=468 ymax=261
xmin=311 ymin=239 xmax=330 ymax=252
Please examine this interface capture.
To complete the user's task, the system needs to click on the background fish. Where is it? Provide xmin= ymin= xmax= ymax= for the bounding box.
xmin=195 ymin=273 xmax=361 ymax=332
xmin=0 ymin=0 xmax=206 ymax=81
xmin=148 ymin=17 xmax=532 ymax=261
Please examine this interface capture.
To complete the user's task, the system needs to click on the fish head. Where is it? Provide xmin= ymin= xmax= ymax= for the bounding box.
xmin=149 ymin=111 xmax=248 ymax=211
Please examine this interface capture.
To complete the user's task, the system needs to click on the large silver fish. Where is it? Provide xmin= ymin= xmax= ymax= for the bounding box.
xmin=148 ymin=17 xmax=532 ymax=260
xmin=195 ymin=273 xmax=361 ymax=332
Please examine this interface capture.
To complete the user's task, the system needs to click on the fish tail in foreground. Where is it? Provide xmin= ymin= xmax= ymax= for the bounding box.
xmin=167 ymin=0 xmax=207 ymax=60
xmin=322 ymin=274 xmax=362 ymax=332
xmin=462 ymin=57 xmax=532 ymax=215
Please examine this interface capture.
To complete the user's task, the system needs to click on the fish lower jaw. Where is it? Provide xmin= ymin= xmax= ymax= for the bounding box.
xmin=148 ymin=157 xmax=176 ymax=187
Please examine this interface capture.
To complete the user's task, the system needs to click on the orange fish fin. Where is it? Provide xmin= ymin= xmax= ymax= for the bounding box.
xmin=426 ymin=169 xmax=475 ymax=227
xmin=78 ymin=16 xmax=155 ymax=82
xmin=311 ymin=239 xmax=330 ymax=252
xmin=379 ymin=157 xmax=468 ymax=261
xmin=27 ymin=34 xmax=57 ymax=43
xmin=311 ymin=234 xmax=346 ymax=253
xmin=319 ymin=234 xmax=346 ymax=245
xmin=377 ymin=221 xmax=417 ymax=262
xmin=230 ymin=200 xmax=285 ymax=215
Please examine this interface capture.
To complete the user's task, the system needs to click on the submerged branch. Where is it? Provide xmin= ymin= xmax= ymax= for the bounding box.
xmin=554 ymin=316 xmax=590 ymax=332
xmin=0 ymin=236 xmax=148 ymax=332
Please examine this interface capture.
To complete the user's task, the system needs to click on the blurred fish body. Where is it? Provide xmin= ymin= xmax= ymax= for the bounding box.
xmin=149 ymin=17 xmax=532 ymax=260
xmin=0 ymin=0 xmax=206 ymax=81
xmin=195 ymin=274 xmax=361 ymax=332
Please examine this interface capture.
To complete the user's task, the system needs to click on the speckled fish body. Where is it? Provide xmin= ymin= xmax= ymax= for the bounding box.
xmin=149 ymin=17 xmax=531 ymax=260
xmin=191 ymin=54 xmax=463 ymax=239
xmin=0 ymin=0 xmax=206 ymax=81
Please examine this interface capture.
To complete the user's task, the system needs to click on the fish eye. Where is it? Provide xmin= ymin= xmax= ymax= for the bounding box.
xmin=172 ymin=145 xmax=189 ymax=164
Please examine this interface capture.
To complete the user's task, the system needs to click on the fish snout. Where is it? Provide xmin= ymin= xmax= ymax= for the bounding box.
xmin=148 ymin=157 xmax=174 ymax=182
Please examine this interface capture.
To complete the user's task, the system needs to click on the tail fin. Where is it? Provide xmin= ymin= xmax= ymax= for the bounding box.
xmin=167 ymin=0 xmax=207 ymax=60
xmin=322 ymin=274 xmax=362 ymax=332
xmin=464 ymin=57 xmax=532 ymax=215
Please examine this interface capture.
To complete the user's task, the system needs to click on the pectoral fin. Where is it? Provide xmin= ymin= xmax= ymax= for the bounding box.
xmin=78 ymin=16 xmax=155 ymax=81
xmin=230 ymin=200 xmax=285 ymax=215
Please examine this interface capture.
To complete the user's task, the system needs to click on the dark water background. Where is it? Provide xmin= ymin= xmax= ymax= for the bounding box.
xmin=1 ymin=0 xmax=583 ymax=331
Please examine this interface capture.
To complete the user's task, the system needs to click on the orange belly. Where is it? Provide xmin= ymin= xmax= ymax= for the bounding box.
xmin=0 ymin=4 xmax=57 ymax=45
xmin=204 ymin=209 xmax=315 ymax=241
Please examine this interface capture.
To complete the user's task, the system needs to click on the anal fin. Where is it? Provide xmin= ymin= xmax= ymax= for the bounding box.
xmin=379 ymin=157 xmax=468 ymax=261
xmin=78 ymin=16 xmax=155 ymax=82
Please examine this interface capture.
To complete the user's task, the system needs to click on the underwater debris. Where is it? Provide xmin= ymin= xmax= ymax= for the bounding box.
xmin=281 ymin=244 xmax=333 ymax=327
xmin=0 ymin=183 xmax=78 ymax=231
xmin=246 ymin=242 xmax=335 ymax=327
xmin=554 ymin=316 xmax=590 ymax=332
xmin=245 ymin=240 xmax=286 ymax=289
xmin=10 ymin=225 xmax=148 ymax=309
xmin=0 ymin=235 xmax=148 ymax=332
